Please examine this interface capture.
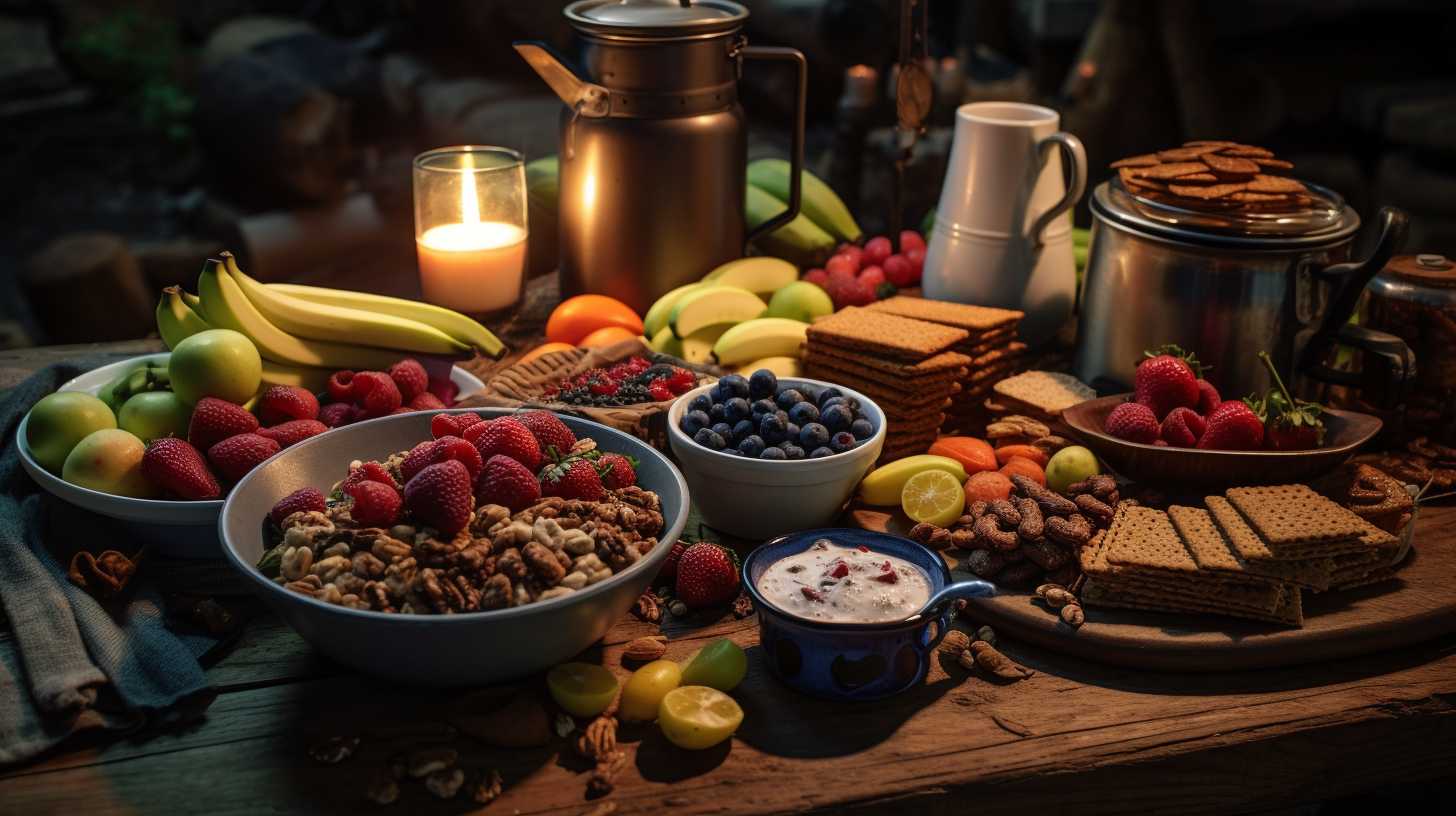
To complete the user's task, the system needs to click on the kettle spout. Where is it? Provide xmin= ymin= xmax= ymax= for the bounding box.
xmin=513 ymin=41 xmax=609 ymax=117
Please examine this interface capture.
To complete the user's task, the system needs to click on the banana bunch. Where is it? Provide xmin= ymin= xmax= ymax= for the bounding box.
xmin=745 ymin=159 xmax=862 ymax=268
xmin=98 ymin=360 xmax=171 ymax=411
xmin=156 ymin=252 xmax=506 ymax=390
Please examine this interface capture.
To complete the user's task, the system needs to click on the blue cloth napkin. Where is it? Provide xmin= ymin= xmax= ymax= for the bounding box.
xmin=0 ymin=356 xmax=216 ymax=766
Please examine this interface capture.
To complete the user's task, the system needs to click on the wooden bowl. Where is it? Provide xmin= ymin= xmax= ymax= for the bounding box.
xmin=1061 ymin=394 xmax=1382 ymax=487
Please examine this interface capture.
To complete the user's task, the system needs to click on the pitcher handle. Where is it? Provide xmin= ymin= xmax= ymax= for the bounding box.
xmin=740 ymin=45 xmax=807 ymax=245
xmin=1024 ymin=132 xmax=1087 ymax=253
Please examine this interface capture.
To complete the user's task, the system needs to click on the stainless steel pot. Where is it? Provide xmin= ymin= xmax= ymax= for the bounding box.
xmin=1075 ymin=179 xmax=1410 ymax=403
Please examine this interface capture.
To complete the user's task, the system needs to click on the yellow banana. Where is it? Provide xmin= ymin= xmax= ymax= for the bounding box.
xmin=198 ymin=258 xmax=406 ymax=370
xmin=223 ymin=253 xmax=469 ymax=356
xmin=260 ymin=358 xmax=333 ymax=392
xmin=748 ymin=159 xmax=863 ymax=243
xmin=268 ymin=282 xmax=504 ymax=358
xmin=711 ymin=317 xmax=808 ymax=366
xmin=745 ymin=184 xmax=835 ymax=268
xmin=156 ymin=286 xmax=211 ymax=349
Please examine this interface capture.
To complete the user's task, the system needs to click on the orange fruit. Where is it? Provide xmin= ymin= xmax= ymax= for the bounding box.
xmin=999 ymin=455 xmax=1046 ymax=487
xmin=578 ymin=325 xmax=640 ymax=349
xmin=546 ymin=294 xmax=644 ymax=345
xmin=963 ymin=470 xmax=1013 ymax=504
xmin=517 ymin=342 xmax=576 ymax=365
xmin=993 ymin=444 xmax=1048 ymax=467
xmin=928 ymin=436 xmax=998 ymax=474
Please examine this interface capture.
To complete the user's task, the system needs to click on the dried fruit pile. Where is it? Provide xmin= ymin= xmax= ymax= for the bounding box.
xmin=1112 ymin=141 xmax=1309 ymax=212
xmin=541 ymin=356 xmax=697 ymax=407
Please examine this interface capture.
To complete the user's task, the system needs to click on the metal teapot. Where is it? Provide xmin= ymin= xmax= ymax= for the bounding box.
xmin=515 ymin=0 xmax=806 ymax=313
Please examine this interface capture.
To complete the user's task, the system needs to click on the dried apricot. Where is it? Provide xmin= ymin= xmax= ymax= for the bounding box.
xmin=999 ymin=455 xmax=1046 ymax=487
xmin=993 ymin=444 xmax=1048 ymax=467
xmin=964 ymin=470 xmax=1014 ymax=504
xmin=928 ymin=436 xmax=998 ymax=474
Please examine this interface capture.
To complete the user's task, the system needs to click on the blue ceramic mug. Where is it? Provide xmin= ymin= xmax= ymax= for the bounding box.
xmin=743 ymin=528 xmax=995 ymax=701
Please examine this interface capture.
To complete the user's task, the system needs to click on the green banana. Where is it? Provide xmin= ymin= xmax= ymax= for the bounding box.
xmin=745 ymin=184 xmax=836 ymax=268
xmin=156 ymin=286 xmax=211 ymax=349
xmin=197 ymin=258 xmax=406 ymax=370
xmin=747 ymin=158 xmax=863 ymax=243
xmin=268 ymin=283 xmax=504 ymax=358
xmin=223 ymin=254 xmax=469 ymax=356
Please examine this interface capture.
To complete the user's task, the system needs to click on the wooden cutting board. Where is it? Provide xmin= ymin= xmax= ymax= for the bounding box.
xmin=849 ymin=505 xmax=1456 ymax=672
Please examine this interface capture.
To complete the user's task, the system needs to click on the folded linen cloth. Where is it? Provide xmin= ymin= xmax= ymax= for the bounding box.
xmin=0 ymin=356 xmax=216 ymax=766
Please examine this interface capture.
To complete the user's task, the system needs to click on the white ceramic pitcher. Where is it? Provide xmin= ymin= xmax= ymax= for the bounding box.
xmin=923 ymin=102 xmax=1087 ymax=346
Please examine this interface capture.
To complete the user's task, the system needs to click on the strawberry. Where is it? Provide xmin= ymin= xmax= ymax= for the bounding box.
xmin=596 ymin=452 xmax=636 ymax=489
xmin=462 ymin=418 xmax=498 ymax=445
xmin=674 ymin=542 xmax=741 ymax=609
xmin=346 ymin=479 xmax=402 ymax=527
xmin=427 ymin=377 xmax=458 ymax=406
xmin=142 ymin=438 xmax=220 ymax=500
xmin=326 ymin=370 xmax=355 ymax=403
xmin=388 ymin=358 xmax=429 ymax=402
xmin=516 ymin=410 xmax=576 ymax=459
xmin=1159 ymin=406 xmax=1207 ymax=448
xmin=841 ymin=276 xmax=878 ymax=307
xmin=539 ymin=457 xmax=604 ymax=501
xmin=433 ymin=435 xmax=484 ymax=480
xmin=475 ymin=454 xmax=541 ymax=511
xmin=340 ymin=460 xmax=396 ymax=492
xmin=352 ymin=371 xmax=402 ymax=417
xmin=256 ymin=385 xmax=319 ymax=425
xmin=899 ymin=230 xmax=926 ymax=253
xmin=1104 ymin=402 xmax=1159 ymax=444
xmin=1254 ymin=350 xmax=1325 ymax=451
xmin=403 ymin=459 xmax=474 ymax=535
xmin=802 ymin=268 xmax=828 ymax=288
xmin=257 ymin=419 xmax=327 ymax=449
xmin=207 ymin=433 xmax=280 ymax=482
xmin=902 ymin=246 xmax=925 ymax=282
xmin=188 ymin=397 xmax=260 ymax=451
xmin=269 ymin=486 xmax=325 ymax=524
xmin=409 ymin=392 xmax=446 ymax=410
xmin=471 ymin=417 xmax=542 ymax=471
xmin=823 ymin=268 xmax=858 ymax=309
xmin=656 ymin=540 xmax=687 ymax=587
xmin=859 ymin=265 xmax=887 ymax=290
xmin=882 ymin=254 xmax=915 ymax=287
xmin=318 ymin=401 xmax=358 ymax=428
xmin=1196 ymin=379 xmax=1221 ymax=415
xmin=1197 ymin=400 xmax=1265 ymax=451
xmin=432 ymin=412 xmax=484 ymax=439
xmin=1134 ymin=344 xmax=1203 ymax=419
xmin=399 ymin=439 xmax=443 ymax=484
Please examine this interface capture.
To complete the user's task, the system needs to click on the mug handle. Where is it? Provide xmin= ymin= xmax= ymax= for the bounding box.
xmin=914 ymin=579 xmax=996 ymax=654
xmin=1024 ymin=132 xmax=1088 ymax=252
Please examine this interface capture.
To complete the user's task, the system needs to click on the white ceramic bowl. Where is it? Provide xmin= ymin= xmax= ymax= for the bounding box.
xmin=666 ymin=376 xmax=885 ymax=540
xmin=218 ymin=409 xmax=689 ymax=685
xmin=15 ymin=353 xmax=484 ymax=558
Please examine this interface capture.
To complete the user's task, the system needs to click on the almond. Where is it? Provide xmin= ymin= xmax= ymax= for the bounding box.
xmin=622 ymin=635 xmax=667 ymax=662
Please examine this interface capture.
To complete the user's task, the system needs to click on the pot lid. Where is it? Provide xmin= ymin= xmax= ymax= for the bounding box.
xmin=1381 ymin=254 xmax=1456 ymax=288
xmin=1092 ymin=179 xmax=1362 ymax=250
xmin=565 ymin=0 xmax=747 ymax=39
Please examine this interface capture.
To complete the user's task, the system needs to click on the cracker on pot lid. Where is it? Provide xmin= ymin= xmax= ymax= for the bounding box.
xmin=1167 ymin=181 xmax=1250 ymax=199
xmin=1202 ymin=153 xmax=1261 ymax=175
xmin=1130 ymin=161 xmax=1218 ymax=180
xmin=1155 ymin=145 xmax=1226 ymax=161
xmin=1110 ymin=153 xmax=1161 ymax=168
xmin=992 ymin=370 xmax=1095 ymax=415
xmin=1244 ymin=174 xmax=1307 ymax=193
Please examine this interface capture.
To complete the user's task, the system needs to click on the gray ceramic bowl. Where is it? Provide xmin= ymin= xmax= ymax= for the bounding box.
xmin=219 ymin=408 xmax=689 ymax=686
xmin=666 ymin=377 xmax=885 ymax=540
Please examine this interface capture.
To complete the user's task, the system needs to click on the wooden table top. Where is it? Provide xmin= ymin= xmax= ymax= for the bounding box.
xmin=3 ymin=342 xmax=1455 ymax=815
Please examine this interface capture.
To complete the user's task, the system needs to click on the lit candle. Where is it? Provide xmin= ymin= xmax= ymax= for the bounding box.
xmin=414 ymin=146 xmax=528 ymax=314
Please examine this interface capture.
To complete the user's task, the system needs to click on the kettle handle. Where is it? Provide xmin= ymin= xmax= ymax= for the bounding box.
xmin=740 ymin=45 xmax=808 ymax=245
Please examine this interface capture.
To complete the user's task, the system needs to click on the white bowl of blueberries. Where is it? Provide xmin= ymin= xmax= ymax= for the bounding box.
xmin=667 ymin=370 xmax=885 ymax=540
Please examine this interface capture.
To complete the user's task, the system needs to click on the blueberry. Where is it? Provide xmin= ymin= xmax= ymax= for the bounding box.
xmin=709 ymin=403 xmax=726 ymax=422
xmin=820 ymin=396 xmax=847 ymax=412
xmin=710 ymin=382 xmax=729 ymax=403
xmin=816 ymin=387 xmax=844 ymax=408
xmin=749 ymin=369 xmax=778 ymax=399
xmin=759 ymin=413 xmax=787 ymax=444
xmin=830 ymin=431 xmax=856 ymax=453
xmin=799 ymin=422 xmax=830 ymax=449
xmin=694 ymin=427 xmax=727 ymax=450
xmin=711 ymin=422 xmax=734 ymax=440
xmin=688 ymin=393 xmax=713 ymax=414
xmin=785 ymin=422 xmax=800 ymax=442
xmin=732 ymin=419 xmax=755 ymax=442
xmin=723 ymin=397 xmax=752 ymax=424
xmin=751 ymin=398 xmax=777 ymax=418
xmin=850 ymin=418 xmax=874 ymax=440
xmin=759 ymin=446 xmax=787 ymax=461
xmin=737 ymin=434 xmax=766 ymax=457
xmin=775 ymin=409 xmax=789 ymax=425
xmin=681 ymin=410 xmax=711 ymax=436
xmin=788 ymin=401 xmax=820 ymax=426
xmin=774 ymin=388 xmax=805 ymax=410
xmin=719 ymin=374 xmax=750 ymax=400
xmin=782 ymin=444 xmax=806 ymax=460
xmin=821 ymin=403 xmax=853 ymax=431
xmin=809 ymin=446 xmax=834 ymax=458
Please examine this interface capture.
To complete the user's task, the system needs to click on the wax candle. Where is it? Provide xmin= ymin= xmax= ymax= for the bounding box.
xmin=413 ymin=146 xmax=528 ymax=314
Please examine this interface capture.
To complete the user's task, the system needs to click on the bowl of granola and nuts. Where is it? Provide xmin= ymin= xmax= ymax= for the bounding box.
xmin=218 ymin=408 xmax=689 ymax=685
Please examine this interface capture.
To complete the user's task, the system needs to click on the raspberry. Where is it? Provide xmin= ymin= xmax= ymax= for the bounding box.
xmin=666 ymin=367 xmax=696 ymax=395
xmin=188 ymin=397 xmax=260 ymax=451
xmin=269 ymin=487 xmax=326 ymax=524
xmin=340 ymin=460 xmax=396 ymax=492
xmin=352 ymin=371 xmax=401 ymax=417
xmin=257 ymin=419 xmax=327 ymax=448
xmin=474 ymin=454 xmax=541 ymax=512
xmin=318 ymin=402 xmax=357 ymax=428
xmin=207 ymin=433 xmax=280 ymax=482
xmin=346 ymin=480 xmax=401 ymax=527
xmin=647 ymin=380 xmax=672 ymax=402
xmin=403 ymin=459 xmax=474 ymax=536
xmin=256 ymin=385 xmax=319 ymax=426
xmin=589 ymin=379 xmax=619 ymax=396
xmin=388 ymin=358 xmax=429 ymax=402
xmin=142 ymin=438 xmax=220 ymax=500
xmin=326 ymin=370 xmax=355 ymax=403
xmin=409 ymin=392 xmax=446 ymax=410
xmin=471 ymin=417 xmax=541 ymax=471
xmin=426 ymin=377 xmax=458 ymax=406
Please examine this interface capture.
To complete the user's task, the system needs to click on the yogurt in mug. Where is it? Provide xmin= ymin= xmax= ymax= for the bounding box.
xmin=756 ymin=538 xmax=932 ymax=623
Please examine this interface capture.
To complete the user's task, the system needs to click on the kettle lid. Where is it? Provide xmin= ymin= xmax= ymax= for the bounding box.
xmin=566 ymin=0 xmax=747 ymax=39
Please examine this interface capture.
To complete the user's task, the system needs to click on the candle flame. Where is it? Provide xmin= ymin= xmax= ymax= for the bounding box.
xmin=460 ymin=152 xmax=480 ymax=225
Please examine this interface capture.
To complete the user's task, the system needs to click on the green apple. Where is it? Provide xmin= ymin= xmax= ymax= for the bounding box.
xmin=765 ymin=280 xmax=834 ymax=323
xmin=61 ymin=428 xmax=155 ymax=497
xmin=118 ymin=391 xmax=191 ymax=442
xmin=1045 ymin=445 xmax=1101 ymax=495
xmin=25 ymin=392 xmax=117 ymax=474
xmin=169 ymin=328 xmax=261 ymax=405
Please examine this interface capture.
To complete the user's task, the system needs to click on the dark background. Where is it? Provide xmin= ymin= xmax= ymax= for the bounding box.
xmin=2 ymin=0 xmax=1454 ymax=349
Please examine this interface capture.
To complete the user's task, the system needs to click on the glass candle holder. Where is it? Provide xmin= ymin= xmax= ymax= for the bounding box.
xmin=413 ymin=146 xmax=528 ymax=314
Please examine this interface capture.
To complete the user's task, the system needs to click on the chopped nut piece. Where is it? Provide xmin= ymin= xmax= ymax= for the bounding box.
xmin=938 ymin=629 xmax=971 ymax=655
xmin=623 ymin=635 xmax=667 ymax=662
xmin=555 ymin=712 xmax=577 ymax=738
xmin=468 ymin=769 xmax=504 ymax=805
xmin=365 ymin=774 xmax=399 ymax=806
xmin=587 ymin=749 xmax=628 ymax=798
xmin=309 ymin=735 xmax=360 ymax=764
xmin=406 ymin=747 xmax=457 ymax=778
xmin=732 ymin=591 xmax=754 ymax=619
xmin=630 ymin=591 xmax=662 ymax=623
xmin=576 ymin=715 xmax=618 ymax=760
xmin=425 ymin=767 xmax=465 ymax=799
xmin=67 ymin=549 xmax=141 ymax=600
xmin=970 ymin=640 xmax=1034 ymax=681
xmin=1060 ymin=603 xmax=1085 ymax=627
xmin=1036 ymin=585 xmax=1078 ymax=608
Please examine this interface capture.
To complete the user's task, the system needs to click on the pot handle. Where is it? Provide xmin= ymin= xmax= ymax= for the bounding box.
xmin=740 ymin=44 xmax=807 ymax=245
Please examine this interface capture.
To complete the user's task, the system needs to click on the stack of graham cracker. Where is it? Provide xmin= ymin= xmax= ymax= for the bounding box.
xmin=1080 ymin=485 xmax=1401 ymax=627
xmin=802 ymin=306 xmax=970 ymax=462
xmin=866 ymin=297 xmax=1027 ymax=432
xmin=984 ymin=370 xmax=1095 ymax=430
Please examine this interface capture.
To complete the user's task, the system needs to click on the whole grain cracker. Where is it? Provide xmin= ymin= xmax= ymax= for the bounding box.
xmin=806 ymin=306 xmax=968 ymax=361
xmin=807 ymin=344 xmax=972 ymax=377
xmin=1225 ymin=485 xmax=1368 ymax=548
xmin=866 ymin=296 xmax=1023 ymax=333
xmin=1202 ymin=153 xmax=1261 ymax=175
xmin=1081 ymin=579 xmax=1303 ymax=627
xmin=992 ymin=371 xmax=1095 ymax=416
xmin=801 ymin=358 xmax=964 ymax=397
xmin=1171 ymin=504 xmax=1331 ymax=591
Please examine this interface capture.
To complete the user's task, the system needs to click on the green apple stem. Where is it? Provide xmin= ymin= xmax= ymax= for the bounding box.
xmin=1257 ymin=350 xmax=1296 ymax=407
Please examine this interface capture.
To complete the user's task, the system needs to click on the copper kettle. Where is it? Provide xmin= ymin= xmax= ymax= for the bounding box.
xmin=516 ymin=0 xmax=807 ymax=313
